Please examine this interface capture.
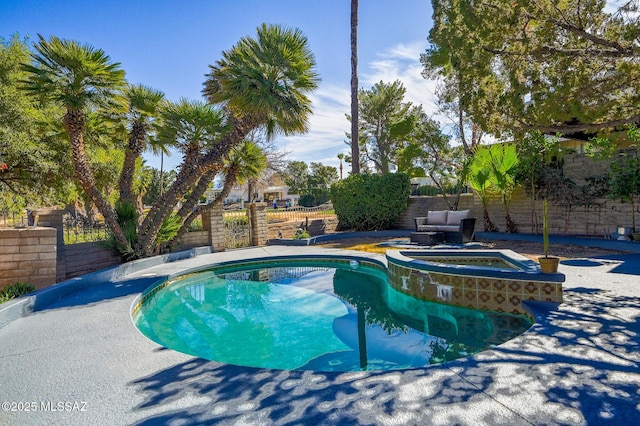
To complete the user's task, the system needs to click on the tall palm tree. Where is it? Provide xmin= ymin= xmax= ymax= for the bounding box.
xmin=350 ymin=0 xmax=360 ymax=174
xmin=136 ymin=24 xmax=319 ymax=256
xmin=337 ymin=152 xmax=345 ymax=179
xmin=118 ymin=84 xmax=165 ymax=207
xmin=21 ymin=34 xmax=130 ymax=249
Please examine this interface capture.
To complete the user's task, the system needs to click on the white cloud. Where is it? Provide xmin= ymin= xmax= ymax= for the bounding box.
xmin=279 ymin=39 xmax=444 ymax=169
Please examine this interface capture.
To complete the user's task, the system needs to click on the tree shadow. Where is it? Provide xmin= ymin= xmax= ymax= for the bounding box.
xmin=36 ymin=275 xmax=160 ymax=311
xmin=127 ymin=288 xmax=640 ymax=425
xmin=589 ymin=253 xmax=640 ymax=275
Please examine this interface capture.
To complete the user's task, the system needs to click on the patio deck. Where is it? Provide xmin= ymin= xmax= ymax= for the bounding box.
xmin=0 ymin=242 xmax=639 ymax=425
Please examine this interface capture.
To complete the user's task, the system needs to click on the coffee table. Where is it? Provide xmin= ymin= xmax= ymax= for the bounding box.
xmin=410 ymin=231 xmax=445 ymax=245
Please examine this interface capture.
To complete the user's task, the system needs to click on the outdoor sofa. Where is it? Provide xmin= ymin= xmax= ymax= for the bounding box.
xmin=413 ymin=209 xmax=477 ymax=243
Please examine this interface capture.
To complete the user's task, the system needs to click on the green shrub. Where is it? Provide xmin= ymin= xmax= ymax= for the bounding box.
xmin=330 ymin=173 xmax=411 ymax=231
xmin=298 ymin=190 xmax=330 ymax=207
xmin=188 ymin=217 xmax=203 ymax=231
xmin=0 ymin=282 xmax=36 ymax=304
xmin=101 ymin=201 xmax=138 ymax=260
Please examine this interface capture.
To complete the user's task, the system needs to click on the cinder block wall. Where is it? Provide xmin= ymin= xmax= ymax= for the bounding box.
xmin=395 ymin=151 xmax=638 ymax=237
xmin=0 ymin=227 xmax=57 ymax=290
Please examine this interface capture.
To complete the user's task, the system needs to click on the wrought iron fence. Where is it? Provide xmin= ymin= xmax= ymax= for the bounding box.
xmin=266 ymin=204 xmax=336 ymax=224
xmin=0 ymin=211 xmax=29 ymax=228
xmin=223 ymin=211 xmax=250 ymax=249
xmin=63 ymin=214 xmax=111 ymax=244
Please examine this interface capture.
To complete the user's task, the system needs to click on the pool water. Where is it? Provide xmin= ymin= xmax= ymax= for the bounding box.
xmin=408 ymin=256 xmax=519 ymax=270
xmin=134 ymin=260 xmax=532 ymax=372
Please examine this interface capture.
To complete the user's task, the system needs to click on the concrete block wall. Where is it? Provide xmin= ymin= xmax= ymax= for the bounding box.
xmin=175 ymin=230 xmax=210 ymax=250
xmin=267 ymin=217 xmax=340 ymax=239
xmin=249 ymin=203 xmax=269 ymax=246
xmin=0 ymin=227 xmax=57 ymax=290
xmin=201 ymin=204 xmax=226 ymax=252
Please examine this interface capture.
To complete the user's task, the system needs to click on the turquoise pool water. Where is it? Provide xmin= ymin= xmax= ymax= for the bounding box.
xmin=133 ymin=259 xmax=532 ymax=372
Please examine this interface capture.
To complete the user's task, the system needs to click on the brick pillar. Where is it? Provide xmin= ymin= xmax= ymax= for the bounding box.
xmin=201 ymin=204 xmax=225 ymax=252
xmin=32 ymin=208 xmax=66 ymax=282
xmin=248 ymin=202 xmax=268 ymax=246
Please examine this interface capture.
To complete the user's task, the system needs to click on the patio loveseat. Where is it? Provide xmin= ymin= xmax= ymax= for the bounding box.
xmin=413 ymin=209 xmax=476 ymax=243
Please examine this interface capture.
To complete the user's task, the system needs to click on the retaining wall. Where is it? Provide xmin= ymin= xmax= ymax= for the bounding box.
xmin=0 ymin=227 xmax=57 ymax=290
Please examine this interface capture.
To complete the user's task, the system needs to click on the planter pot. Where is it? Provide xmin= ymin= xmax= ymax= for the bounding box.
xmin=538 ymin=256 xmax=560 ymax=274
xmin=617 ymin=227 xmax=633 ymax=241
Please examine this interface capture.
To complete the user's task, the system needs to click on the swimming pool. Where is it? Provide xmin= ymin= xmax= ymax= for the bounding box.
xmin=132 ymin=257 xmax=532 ymax=372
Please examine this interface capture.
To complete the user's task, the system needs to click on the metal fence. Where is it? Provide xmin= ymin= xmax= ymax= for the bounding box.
xmin=223 ymin=211 xmax=250 ymax=249
xmin=0 ymin=211 xmax=29 ymax=228
xmin=62 ymin=214 xmax=111 ymax=244
xmin=266 ymin=204 xmax=335 ymax=224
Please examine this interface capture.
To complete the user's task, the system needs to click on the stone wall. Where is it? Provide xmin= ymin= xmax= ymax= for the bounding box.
xmin=0 ymin=227 xmax=57 ymax=290
xmin=175 ymin=231 xmax=209 ymax=250
xmin=248 ymin=203 xmax=268 ymax=246
xmin=267 ymin=217 xmax=340 ymax=239
xmin=201 ymin=204 xmax=226 ymax=252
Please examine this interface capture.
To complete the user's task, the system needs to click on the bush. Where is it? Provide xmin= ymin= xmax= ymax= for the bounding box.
xmin=0 ymin=282 xmax=36 ymax=304
xmin=330 ymin=173 xmax=411 ymax=231
xmin=298 ymin=190 xmax=331 ymax=207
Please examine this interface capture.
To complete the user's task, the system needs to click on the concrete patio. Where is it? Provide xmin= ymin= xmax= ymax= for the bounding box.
xmin=0 ymin=243 xmax=639 ymax=425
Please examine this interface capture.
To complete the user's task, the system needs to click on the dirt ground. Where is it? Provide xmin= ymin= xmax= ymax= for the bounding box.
xmin=316 ymin=236 xmax=630 ymax=261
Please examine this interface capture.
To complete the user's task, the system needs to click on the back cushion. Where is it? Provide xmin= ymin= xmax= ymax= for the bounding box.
xmin=446 ymin=209 xmax=470 ymax=225
xmin=427 ymin=210 xmax=448 ymax=225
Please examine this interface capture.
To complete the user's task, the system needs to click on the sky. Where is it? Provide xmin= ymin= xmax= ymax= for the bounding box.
xmin=0 ymin=0 xmax=437 ymax=172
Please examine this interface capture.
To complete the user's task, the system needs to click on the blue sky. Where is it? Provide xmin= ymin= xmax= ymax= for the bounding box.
xmin=1 ymin=0 xmax=436 ymax=171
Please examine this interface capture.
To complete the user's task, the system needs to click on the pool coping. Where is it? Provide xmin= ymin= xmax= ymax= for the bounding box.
xmin=386 ymin=248 xmax=566 ymax=282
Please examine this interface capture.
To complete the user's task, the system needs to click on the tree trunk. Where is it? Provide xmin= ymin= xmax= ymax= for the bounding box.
xmin=118 ymin=121 xmax=146 ymax=206
xmin=483 ymin=206 xmax=498 ymax=232
xmin=136 ymin=115 xmax=255 ymax=257
xmin=172 ymin=164 xmax=239 ymax=244
xmin=505 ymin=212 xmax=518 ymax=233
xmin=64 ymin=109 xmax=129 ymax=250
xmin=350 ymin=0 xmax=360 ymax=175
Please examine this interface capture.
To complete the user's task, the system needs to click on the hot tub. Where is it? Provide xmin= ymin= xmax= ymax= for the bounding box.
xmin=386 ymin=249 xmax=564 ymax=315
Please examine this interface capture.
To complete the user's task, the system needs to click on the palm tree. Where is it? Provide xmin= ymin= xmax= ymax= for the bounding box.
xmin=21 ymin=34 xmax=130 ymax=249
xmin=337 ymin=152 xmax=345 ymax=179
xmin=467 ymin=147 xmax=498 ymax=232
xmin=118 ymin=84 xmax=165 ymax=207
xmin=350 ymin=0 xmax=360 ymax=175
xmin=136 ymin=24 xmax=319 ymax=256
xmin=488 ymin=143 xmax=519 ymax=233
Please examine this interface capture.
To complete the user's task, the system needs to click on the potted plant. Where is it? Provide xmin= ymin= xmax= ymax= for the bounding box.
xmin=538 ymin=199 xmax=560 ymax=273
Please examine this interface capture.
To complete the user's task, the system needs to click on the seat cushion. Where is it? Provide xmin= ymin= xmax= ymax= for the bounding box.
xmin=427 ymin=210 xmax=448 ymax=225
xmin=446 ymin=209 xmax=470 ymax=225
xmin=421 ymin=225 xmax=461 ymax=232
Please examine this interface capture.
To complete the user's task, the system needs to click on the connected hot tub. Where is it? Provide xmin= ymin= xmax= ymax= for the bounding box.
xmin=386 ymin=249 xmax=565 ymax=315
